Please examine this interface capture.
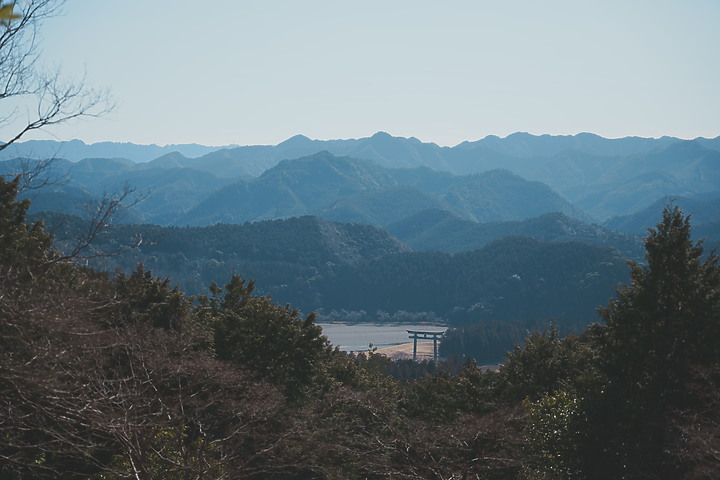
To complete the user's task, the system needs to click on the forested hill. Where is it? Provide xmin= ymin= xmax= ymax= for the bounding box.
xmin=178 ymin=152 xmax=588 ymax=226
xmin=41 ymin=213 xmax=629 ymax=338
xmin=318 ymin=236 xmax=628 ymax=330
xmin=386 ymin=209 xmax=644 ymax=257
xmin=42 ymin=214 xmax=410 ymax=296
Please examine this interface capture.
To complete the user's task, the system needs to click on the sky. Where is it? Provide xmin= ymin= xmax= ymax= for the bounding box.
xmin=6 ymin=0 xmax=720 ymax=147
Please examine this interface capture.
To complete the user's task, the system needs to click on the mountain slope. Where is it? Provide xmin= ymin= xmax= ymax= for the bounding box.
xmin=43 ymin=213 xmax=628 ymax=331
xmin=440 ymin=169 xmax=590 ymax=222
xmin=386 ymin=209 xmax=643 ymax=257
xmin=318 ymin=235 xmax=629 ymax=328
xmin=318 ymin=185 xmax=467 ymax=226
xmin=45 ymin=214 xmax=411 ymax=302
xmin=606 ymin=195 xmax=720 ymax=234
xmin=178 ymin=152 xmax=589 ymax=227
xmin=6 ymin=132 xmax=719 ymax=223
xmin=178 ymin=151 xmax=397 ymax=225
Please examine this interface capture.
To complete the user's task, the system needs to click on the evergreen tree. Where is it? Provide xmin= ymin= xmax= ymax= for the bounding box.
xmin=583 ymin=205 xmax=720 ymax=478
xmin=595 ymin=204 xmax=720 ymax=404
xmin=195 ymin=274 xmax=335 ymax=401
xmin=0 ymin=176 xmax=55 ymax=271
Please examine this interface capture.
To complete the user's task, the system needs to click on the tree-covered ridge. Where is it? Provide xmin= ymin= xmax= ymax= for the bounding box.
xmin=37 ymin=211 xmax=629 ymax=342
xmin=320 ymin=236 xmax=628 ymax=327
xmin=175 ymin=153 xmax=587 ymax=227
xmin=387 ymin=209 xmax=644 ymax=256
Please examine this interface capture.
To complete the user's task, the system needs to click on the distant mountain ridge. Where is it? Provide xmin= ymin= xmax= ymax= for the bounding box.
xmin=3 ymin=131 xmax=720 ymax=228
xmin=4 ymin=130 xmax=716 ymax=169
xmin=0 ymin=139 xmax=230 ymax=163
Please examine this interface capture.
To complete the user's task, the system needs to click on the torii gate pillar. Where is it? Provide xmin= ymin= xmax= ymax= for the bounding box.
xmin=407 ymin=330 xmax=444 ymax=361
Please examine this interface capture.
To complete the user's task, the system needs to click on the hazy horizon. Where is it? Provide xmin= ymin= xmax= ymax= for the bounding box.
xmin=8 ymin=129 xmax=720 ymax=150
xmin=3 ymin=1 xmax=719 ymax=147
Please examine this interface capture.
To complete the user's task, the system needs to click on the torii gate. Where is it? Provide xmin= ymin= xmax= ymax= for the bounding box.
xmin=407 ymin=330 xmax=444 ymax=361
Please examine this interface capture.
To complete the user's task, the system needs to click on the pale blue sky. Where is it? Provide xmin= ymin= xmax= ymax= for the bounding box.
xmin=11 ymin=0 xmax=720 ymax=146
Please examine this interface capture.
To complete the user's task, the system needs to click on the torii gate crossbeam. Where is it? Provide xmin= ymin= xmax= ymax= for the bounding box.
xmin=407 ymin=330 xmax=444 ymax=361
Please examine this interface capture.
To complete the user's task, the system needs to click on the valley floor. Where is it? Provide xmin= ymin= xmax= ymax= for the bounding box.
xmin=374 ymin=341 xmax=435 ymax=360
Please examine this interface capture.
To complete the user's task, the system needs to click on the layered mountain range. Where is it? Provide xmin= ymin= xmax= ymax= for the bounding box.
xmin=6 ymin=131 xmax=719 ymax=336
xmin=3 ymin=132 xmax=719 ymax=229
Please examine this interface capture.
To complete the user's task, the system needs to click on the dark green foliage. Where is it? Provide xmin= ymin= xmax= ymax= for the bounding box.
xmin=112 ymin=264 xmax=192 ymax=332
xmin=666 ymin=364 xmax=720 ymax=479
xmin=576 ymin=205 xmax=720 ymax=478
xmin=58 ymin=214 xmax=409 ymax=302
xmin=595 ymin=205 xmax=720 ymax=404
xmin=400 ymin=361 xmax=498 ymax=421
xmin=0 ymin=175 xmax=55 ymax=270
xmin=196 ymin=274 xmax=335 ymax=400
xmin=440 ymin=319 xmax=543 ymax=365
xmin=496 ymin=326 xmax=597 ymax=403
xmin=321 ymin=236 xmax=628 ymax=329
xmin=43 ymin=212 xmax=629 ymax=333
xmin=523 ymin=390 xmax=585 ymax=479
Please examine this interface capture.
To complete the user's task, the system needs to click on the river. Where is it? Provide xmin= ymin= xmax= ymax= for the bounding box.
xmin=318 ymin=323 xmax=447 ymax=352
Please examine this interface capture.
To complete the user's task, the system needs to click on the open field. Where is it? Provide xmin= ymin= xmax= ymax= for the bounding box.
xmin=373 ymin=342 xmax=437 ymax=360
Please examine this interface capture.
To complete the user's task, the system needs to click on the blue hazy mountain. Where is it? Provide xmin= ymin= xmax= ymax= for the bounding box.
xmin=176 ymin=151 xmax=587 ymax=227
xmin=0 ymin=139 xmax=228 ymax=163
xmin=386 ymin=210 xmax=644 ymax=258
xmin=0 ymin=156 xmax=236 ymax=224
xmin=4 ymin=132 xmax=719 ymax=226
xmin=605 ymin=195 xmax=720 ymax=234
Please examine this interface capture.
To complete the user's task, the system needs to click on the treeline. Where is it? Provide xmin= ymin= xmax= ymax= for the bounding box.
xmin=440 ymin=319 xmax=545 ymax=365
xmin=3 ymin=176 xmax=720 ymax=478
xmin=321 ymin=237 xmax=627 ymax=328
xmin=40 ymin=213 xmax=630 ymax=335
xmin=41 ymin=212 xmax=632 ymax=364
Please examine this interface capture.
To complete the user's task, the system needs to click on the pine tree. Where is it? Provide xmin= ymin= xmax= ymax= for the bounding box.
xmin=195 ymin=274 xmax=334 ymax=400
xmin=582 ymin=204 xmax=720 ymax=478
xmin=0 ymin=176 xmax=55 ymax=271
xmin=596 ymin=204 xmax=720 ymax=404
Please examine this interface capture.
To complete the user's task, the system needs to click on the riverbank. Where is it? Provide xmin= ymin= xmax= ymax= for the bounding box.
xmin=373 ymin=342 xmax=437 ymax=360
xmin=319 ymin=323 xmax=446 ymax=352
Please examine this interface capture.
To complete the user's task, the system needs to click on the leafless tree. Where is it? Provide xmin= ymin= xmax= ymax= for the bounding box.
xmin=53 ymin=183 xmax=148 ymax=262
xmin=0 ymin=0 xmax=112 ymax=151
xmin=0 ymin=2 xmax=130 ymax=263
xmin=0 ymin=271 xmax=290 ymax=480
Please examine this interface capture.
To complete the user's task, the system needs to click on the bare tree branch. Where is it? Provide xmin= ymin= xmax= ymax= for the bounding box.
xmin=52 ymin=183 xmax=149 ymax=262
xmin=0 ymin=0 xmax=113 ymax=151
